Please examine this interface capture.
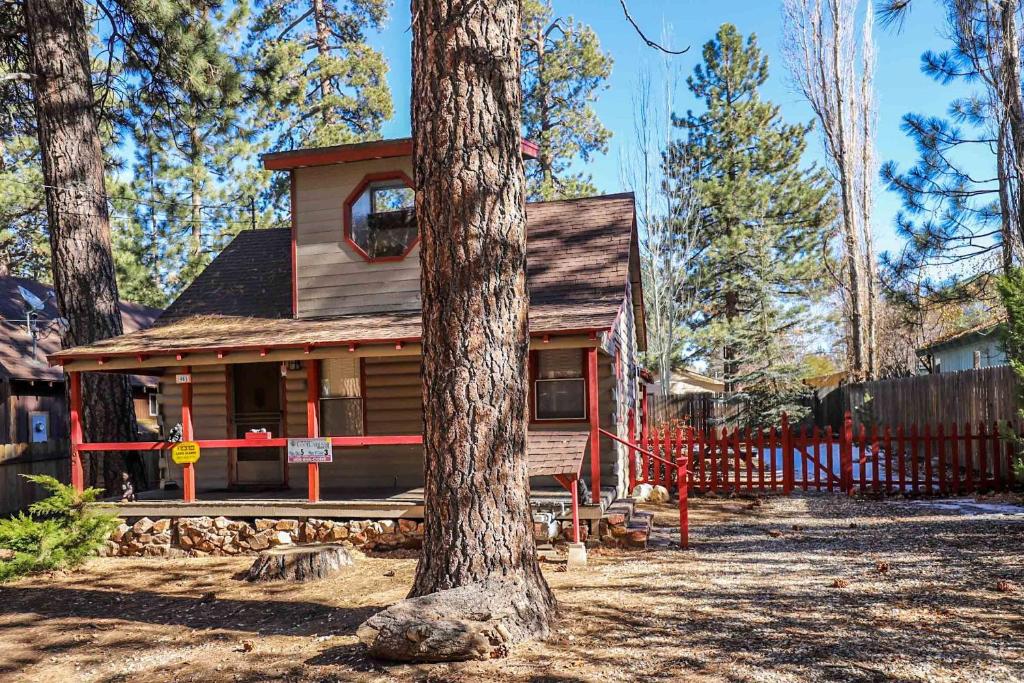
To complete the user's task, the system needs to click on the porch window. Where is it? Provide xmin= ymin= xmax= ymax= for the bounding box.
xmin=533 ymin=349 xmax=586 ymax=421
xmin=319 ymin=357 xmax=363 ymax=436
xmin=344 ymin=172 xmax=417 ymax=261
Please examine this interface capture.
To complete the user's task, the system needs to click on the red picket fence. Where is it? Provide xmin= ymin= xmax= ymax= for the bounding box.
xmin=628 ymin=413 xmax=1020 ymax=498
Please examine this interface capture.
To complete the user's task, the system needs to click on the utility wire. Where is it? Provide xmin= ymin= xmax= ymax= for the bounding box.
xmin=5 ymin=177 xmax=256 ymax=213
xmin=20 ymin=205 xmax=286 ymax=230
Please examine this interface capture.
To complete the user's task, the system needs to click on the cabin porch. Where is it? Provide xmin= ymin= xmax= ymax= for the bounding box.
xmin=99 ymin=484 xmax=619 ymax=523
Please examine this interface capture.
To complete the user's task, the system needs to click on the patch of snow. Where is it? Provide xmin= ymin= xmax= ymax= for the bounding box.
xmin=908 ymin=499 xmax=1024 ymax=516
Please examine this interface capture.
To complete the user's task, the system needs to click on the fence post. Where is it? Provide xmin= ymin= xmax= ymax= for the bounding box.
xmin=781 ymin=412 xmax=793 ymax=495
xmin=677 ymin=453 xmax=689 ymax=549
xmin=841 ymin=411 xmax=854 ymax=496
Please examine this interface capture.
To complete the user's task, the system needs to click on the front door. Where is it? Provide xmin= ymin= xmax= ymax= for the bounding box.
xmin=232 ymin=362 xmax=284 ymax=486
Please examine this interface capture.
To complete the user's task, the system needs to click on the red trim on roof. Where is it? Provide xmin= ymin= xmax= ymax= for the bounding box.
xmin=48 ymin=327 xmax=608 ymax=366
xmin=262 ymin=138 xmax=538 ymax=170
xmin=290 ymin=170 xmax=298 ymax=316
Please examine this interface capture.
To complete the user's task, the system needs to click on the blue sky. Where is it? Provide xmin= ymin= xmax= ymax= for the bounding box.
xmin=372 ymin=0 xmax=981 ymax=257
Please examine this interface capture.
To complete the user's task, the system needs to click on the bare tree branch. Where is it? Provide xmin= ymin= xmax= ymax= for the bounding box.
xmin=618 ymin=0 xmax=689 ymax=55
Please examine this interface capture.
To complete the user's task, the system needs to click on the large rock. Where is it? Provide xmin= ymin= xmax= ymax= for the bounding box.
xmin=246 ymin=544 xmax=355 ymax=582
xmin=269 ymin=531 xmax=293 ymax=547
xmin=131 ymin=517 xmax=154 ymax=535
xmin=631 ymin=484 xmax=653 ymax=502
xmin=648 ymin=485 xmax=670 ymax=504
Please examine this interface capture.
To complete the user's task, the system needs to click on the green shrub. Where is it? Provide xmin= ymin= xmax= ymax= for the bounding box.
xmin=0 ymin=475 xmax=117 ymax=582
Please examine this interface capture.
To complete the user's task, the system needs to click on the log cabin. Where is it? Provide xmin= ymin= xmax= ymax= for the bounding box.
xmin=47 ymin=138 xmax=650 ymax=544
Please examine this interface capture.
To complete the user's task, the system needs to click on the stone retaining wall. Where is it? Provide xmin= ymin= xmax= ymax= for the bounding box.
xmin=103 ymin=510 xmax=640 ymax=558
xmin=103 ymin=516 xmax=426 ymax=558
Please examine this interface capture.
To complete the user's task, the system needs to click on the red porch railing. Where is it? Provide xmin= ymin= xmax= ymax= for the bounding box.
xmin=631 ymin=412 xmax=1020 ymax=498
xmin=600 ymin=427 xmax=690 ymax=549
xmin=67 ymin=367 xmax=423 ymax=504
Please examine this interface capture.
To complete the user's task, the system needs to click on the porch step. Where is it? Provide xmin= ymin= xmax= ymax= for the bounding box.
xmin=598 ymin=498 xmax=650 ymax=549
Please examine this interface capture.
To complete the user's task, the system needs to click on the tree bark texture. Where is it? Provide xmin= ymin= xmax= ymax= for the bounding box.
xmin=247 ymin=544 xmax=355 ymax=582
xmin=24 ymin=0 xmax=142 ymax=491
xmin=406 ymin=0 xmax=555 ymax=638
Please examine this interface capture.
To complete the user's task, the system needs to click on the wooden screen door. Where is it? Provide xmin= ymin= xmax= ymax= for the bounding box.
xmin=232 ymin=362 xmax=284 ymax=486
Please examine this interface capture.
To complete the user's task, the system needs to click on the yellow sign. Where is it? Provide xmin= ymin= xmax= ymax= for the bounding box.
xmin=171 ymin=441 xmax=201 ymax=465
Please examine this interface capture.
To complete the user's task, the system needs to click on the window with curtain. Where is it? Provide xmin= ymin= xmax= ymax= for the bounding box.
xmin=534 ymin=349 xmax=586 ymax=420
xmin=319 ymin=357 xmax=364 ymax=436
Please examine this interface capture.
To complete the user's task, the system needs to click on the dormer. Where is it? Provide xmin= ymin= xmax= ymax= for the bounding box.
xmin=263 ymin=138 xmax=539 ymax=319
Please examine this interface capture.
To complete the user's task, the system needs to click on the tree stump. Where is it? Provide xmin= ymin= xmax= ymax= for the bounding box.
xmin=246 ymin=544 xmax=354 ymax=582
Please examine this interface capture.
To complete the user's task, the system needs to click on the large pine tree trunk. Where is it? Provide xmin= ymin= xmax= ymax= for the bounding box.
xmin=25 ymin=0 xmax=143 ymax=491
xmin=358 ymin=0 xmax=556 ymax=662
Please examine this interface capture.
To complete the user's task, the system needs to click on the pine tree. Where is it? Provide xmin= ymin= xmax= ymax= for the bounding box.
xmin=997 ymin=267 xmax=1024 ymax=478
xmin=670 ymin=24 xmax=833 ymax=420
xmin=880 ymin=0 xmax=1024 ymax=309
xmin=120 ymin=3 xmax=257 ymax=299
xmin=249 ymin=0 xmax=393 ymax=151
xmin=1 ymin=0 xmax=48 ymax=280
xmin=521 ymin=0 xmax=611 ymax=201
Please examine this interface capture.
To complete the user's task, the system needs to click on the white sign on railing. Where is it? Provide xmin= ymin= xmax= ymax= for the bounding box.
xmin=287 ymin=438 xmax=332 ymax=463
xmin=175 ymin=374 xmax=192 ymax=384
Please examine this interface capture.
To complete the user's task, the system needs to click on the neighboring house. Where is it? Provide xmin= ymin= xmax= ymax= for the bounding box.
xmin=0 ymin=276 xmax=161 ymax=513
xmin=649 ymin=368 xmax=725 ymax=396
xmin=48 ymin=138 xmax=648 ymax=522
xmin=916 ymin=319 xmax=1007 ymax=374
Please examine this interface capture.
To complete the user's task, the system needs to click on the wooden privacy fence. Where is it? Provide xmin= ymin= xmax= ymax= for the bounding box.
xmin=646 ymin=392 xmax=744 ymax=432
xmin=817 ymin=365 xmax=1018 ymax=431
xmin=0 ymin=439 xmax=70 ymax=515
xmin=629 ymin=413 xmax=1019 ymax=499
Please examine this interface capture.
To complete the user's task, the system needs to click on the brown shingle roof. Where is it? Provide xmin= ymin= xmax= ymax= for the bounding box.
xmin=160 ymin=229 xmax=292 ymax=322
xmin=51 ymin=193 xmax=638 ymax=361
xmin=527 ymin=430 xmax=588 ymax=478
xmin=0 ymin=277 xmax=160 ymax=381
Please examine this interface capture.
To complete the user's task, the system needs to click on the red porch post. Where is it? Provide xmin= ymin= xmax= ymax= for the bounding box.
xmin=306 ymin=360 xmax=320 ymax=503
xmin=181 ymin=366 xmax=196 ymax=503
xmin=587 ymin=346 xmax=601 ymax=504
xmin=570 ymin=478 xmax=580 ymax=543
xmin=69 ymin=371 xmax=84 ymax=493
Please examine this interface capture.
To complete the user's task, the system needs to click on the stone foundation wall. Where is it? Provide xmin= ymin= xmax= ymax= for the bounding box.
xmin=104 ymin=509 xmax=642 ymax=558
xmin=103 ymin=516 xmax=425 ymax=558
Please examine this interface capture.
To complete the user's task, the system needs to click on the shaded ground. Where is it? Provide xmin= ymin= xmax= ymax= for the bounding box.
xmin=1 ymin=494 xmax=1022 ymax=682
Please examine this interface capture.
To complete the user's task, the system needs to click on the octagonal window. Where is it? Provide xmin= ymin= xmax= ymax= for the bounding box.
xmin=345 ymin=173 xmax=417 ymax=261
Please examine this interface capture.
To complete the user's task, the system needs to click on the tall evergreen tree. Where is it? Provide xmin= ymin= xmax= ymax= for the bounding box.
xmin=122 ymin=3 xmax=259 ymax=302
xmin=880 ymin=3 xmax=1021 ymax=312
xmin=1 ymin=0 xmax=48 ymax=280
xmin=521 ymin=0 xmax=612 ymax=200
xmin=249 ymin=0 xmax=393 ymax=152
xmin=670 ymin=24 xmax=833 ymax=415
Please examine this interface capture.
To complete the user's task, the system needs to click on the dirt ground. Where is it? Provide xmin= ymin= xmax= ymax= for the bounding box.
xmin=1 ymin=494 xmax=1022 ymax=683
